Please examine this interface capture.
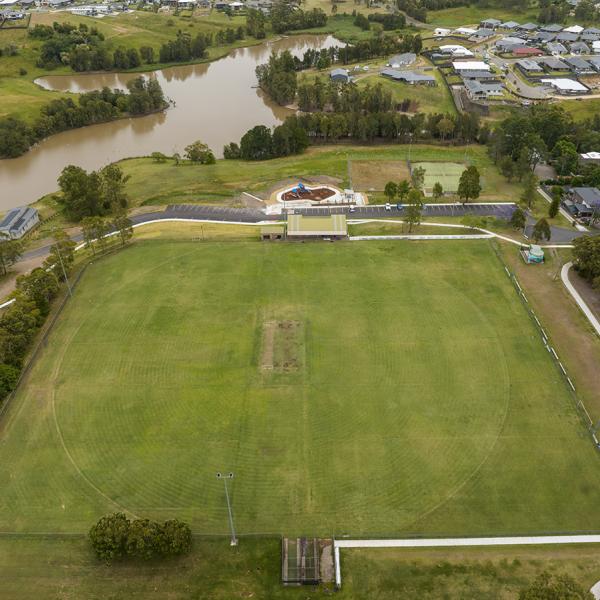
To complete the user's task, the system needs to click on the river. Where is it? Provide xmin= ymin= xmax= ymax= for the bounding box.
xmin=0 ymin=34 xmax=340 ymax=210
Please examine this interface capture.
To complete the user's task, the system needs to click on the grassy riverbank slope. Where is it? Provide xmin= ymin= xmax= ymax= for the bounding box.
xmin=0 ymin=10 xmax=268 ymax=123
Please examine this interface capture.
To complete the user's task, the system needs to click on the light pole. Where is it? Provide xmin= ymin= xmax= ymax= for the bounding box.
xmin=216 ymin=472 xmax=237 ymax=546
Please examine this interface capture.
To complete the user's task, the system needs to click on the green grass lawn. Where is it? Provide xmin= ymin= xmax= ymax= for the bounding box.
xmin=119 ymin=144 xmax=521 ymax=206
xmin=425 ymin=5 xmax=538 ymax=27
xmin=1 ymin=239 xmax=600 ymax=539
xmin=2 ymin=535 xmax=600 ymax=599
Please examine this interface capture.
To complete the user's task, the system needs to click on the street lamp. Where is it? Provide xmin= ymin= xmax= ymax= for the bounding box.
xmin=216 ymin=472 xmax=237 ymax=546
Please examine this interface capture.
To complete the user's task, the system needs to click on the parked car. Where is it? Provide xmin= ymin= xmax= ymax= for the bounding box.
xmin=385 ymin=203 xmax=391 ymax=211
xmin=396 ymin=203 xmax=403 ymax=210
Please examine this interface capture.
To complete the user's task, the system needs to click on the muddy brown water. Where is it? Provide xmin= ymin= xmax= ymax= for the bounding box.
xmin=0 ymin=35 xmax=340 ymax=210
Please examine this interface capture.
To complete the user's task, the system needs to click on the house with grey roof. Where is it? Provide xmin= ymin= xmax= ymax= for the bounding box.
xmin=570 ymin=41 xmax=590 ymax=54
xmin=541 ymin=23 xmax=563 ymax=33
xmin=330 ymin=68 xmax=352 ymax=83
xmin=387 ymin=53 xmax=416 ymax=68
xmin=480 ymin=18 xmax=501 ymax=29
xmin=556 ymin=31 xmax=579 ymax=43
xmin=470 ymin=28 xmax=495 ymax=40
xmin=518 ymin=22 xmax=538 ymax=32
xmin=464 ymin=79 xmax=504 ymax=100
xmin=541 ymin=57 xmax=570 ymax=71
xmin=529 ymin=31 xmax=556 ymax=43
xmin=564 ymin=56 xmax=594 ymax=73
xmin=459 ymin=70 xmax=497 ymax=81
xmin=0 ymin=207 xmax=39 ymax=240
xmin=546 ymin=41 xmax=568 ymax=54
xmin=568 ymin=187 xmax=600 ymax=209
xmin=586 ymin=55 xmax=600 ymax=71
xmin=517 ymin=59 xmax=543 ymax=73
xmin=496 ymin=36 xmax=528 ymax=52
xmin=500 ymin=21 xmax=520 ymax=30
xmin=380 ymin=68 xmax=436 ymax=86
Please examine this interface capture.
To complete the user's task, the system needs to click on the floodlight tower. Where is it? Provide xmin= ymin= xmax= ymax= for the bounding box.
xmin=216 ymin=472 xmax=237 ymax=546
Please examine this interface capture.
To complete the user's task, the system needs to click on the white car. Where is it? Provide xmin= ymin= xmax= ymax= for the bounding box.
xmin=385 ymin=203 xmax=391 ymax=211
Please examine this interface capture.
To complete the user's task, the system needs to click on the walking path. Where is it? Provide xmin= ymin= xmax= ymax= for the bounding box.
xmin=334 ymin=535 xmax=600 ymax=588
xmin=561 ymin=262 xmax=600 ymax=337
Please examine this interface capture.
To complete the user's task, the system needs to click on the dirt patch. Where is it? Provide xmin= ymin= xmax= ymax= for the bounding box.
xmin=281 ymin=187 xmax=335 ymax=202
xmin=260 ymin=320 xmax=303 ymax=373
xmin=351 ymin=160 xmax=411 ymax=191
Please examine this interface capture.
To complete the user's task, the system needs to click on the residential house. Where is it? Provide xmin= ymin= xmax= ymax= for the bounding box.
xmin=0 ymin=207 xmax=39 ymax=240
xmin=469 ymin=28 xmax=495 ymax=41
xmin=564 ymin=56 xmax=594 ymax=73
xmin=580 ymin=152 xmax=600 ymax=165
xmin=555 ymin=31 xmax=579 ymax=43
xmin=464 ymin=79 xmax=504 ymax=100
xmin=453 ymin=27 xmax=477 ymax=36
xmin=438 ymin=44 xmax=474 ymax=57
xmin=586 ymin=55 xmax=600 ymax=71
xmin=593 ymin=40 xmax=600 ymax=53
xmin=380 ymin=68 xmax=436 ymax=86
xmin=459 ymin=70 xmax=497 ymax=81
xmin=434 ymin=27 xmax=451 ymax=37
xmin=500 ymin=21 xmax=520 ymax=30
xmin=516 ymin=58 xmax=544 ymax=73
xmin=540 ymin=23 xmax=563 ymax=33
xmin=495 ymin=36 xmax=528 ymax=52
xmin=568 ymin=187 xmax=600 ymax=213
xmin=546 ymin=41 xmax=568 ymax=54
xmin=563 ymin=24 xmax=584 ymax=34
xmin=512 ymin=46 xmax=544 ymax=57
xmin=540 ymin=57 xmax=570 ymax=71
xmin=529 ymin=31 xmax=556 ymax=43
xmin=570 ymin=41 xmax=590 ymax=54
xmin=452 ymin=60 xmax=491 ymax=73
xmin=541 ymin=78 xmax=589 ymax=94
xmin=480 ymin=18 xmax=501 ymax=29
xmin=517 ymin=23 xmax=538 ymax=33
xmin=330 ymin=68 xmax=352 ymax=83
xmin=387 ymin=53 xmax=416 ymax=68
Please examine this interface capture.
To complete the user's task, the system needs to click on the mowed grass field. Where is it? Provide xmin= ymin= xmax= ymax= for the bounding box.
xmin=1 ymin=240 xmax=600 ymax=537
xmin=412 ymin=161 xmax=465 ymax=194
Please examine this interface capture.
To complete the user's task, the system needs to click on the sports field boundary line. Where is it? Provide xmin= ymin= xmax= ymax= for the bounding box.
xmin=333 ymin=535 xmax=600 ymax=588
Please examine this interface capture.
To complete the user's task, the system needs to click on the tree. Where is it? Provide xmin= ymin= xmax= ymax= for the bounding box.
xmin=531 ymin=218 xmax=551 ymax=242
xmin=81 ymin=216 xmax=109 ymax=254
xmin=223 ymin=142 xmax=241 ymax=159
xmin=519 ymin=572 xmax=592 ymax=600
xmin=58 ymin=165 xmax=104 ymax=221
xmin=457 ymin=166 xmax=481 ymax=205
xmin=412 ymin=166 xmax=425 ymax=191
xmin=151 ymin=151 xmax=167 ymax=163
xmin=101 ymin=164 xmax=130 ymax=212
xmin=384 ymin=181 xmax=398 ymax=202
xmin=405 ymin=189 xmax=423 ymax=233
xmin=499 ymin=155 xmax=515 ymax=182
xmin=437 ymin=117 xmax=454 ymax=141
xmin=16 ymin=268 xmax=59 ymax=316
xmin=184 ymin=140 xmax=216 ymax=164
xmin=572 ymin=236 xmax=600 ymax=285
xmin=510 ymin=207 xmax=527 ymax=230
xmin=548 ymin=197 xmax=560 ymax=219
xmin=0 ymin=363 xmax=20 ymax=401
xmin=521 ymin=173 xmax=538 ymax=209
xmin=43 ymin=230 xmax=76 ymax=281
xmin=89 ymin=513 xmax=131 ymax=562
xmin=172 ymin=152 xmax=181 ymax=166
xmin=113 ymin=213 xmax=133 ymax=246
xmin=240 ymin=125 xmax=273 ymax=160
xmin=0 ymin=235 xmax=23 ymax=276
xmin=432 ymin=182 xmax=443 ymax=200
xmin=160 ymin=519 xmax=192 ymax=556
xmin=397 ymin=179 xmax=411 ymax=202
xmin=126 ymin=519 xmax=163 ymax=560
xmin=552 ymin=139 xmax=579 ymax=176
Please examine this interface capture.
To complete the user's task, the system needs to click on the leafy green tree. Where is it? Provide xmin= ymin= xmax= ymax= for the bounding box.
xmin=405 ymin=189 xmax=423 ymax=233
xmin=81 ymin=216 xmax=110 ymax=254
xmin=531 ymin=218 xmax=551 ymax=243
xmin=519 ymin=571 xmax=592 ymax=600
xmin=184 ymin=140 xmax=216 ymax=164
xmin=552 ymin=139 xmax=579 ymax=176
xmin=240 ymin=125 xmax=273 ymax=160
xmin=521 ymin=173 xmax=538 ymax=209
xmin=101 ymin=164 xmax=130 ymax=212
xmin=0 ymin=363 xmax=20 ymax=401
xmin=437 ymin=117 xmax=454 ymax=141
xmin=113 ymin=213 xmax=133 ymax=246
xmin=160 ymin=519 xmax=193 ymax=556
xmin=0 ymin=296 xmax=41 ymax=367
xmin=458 ymin=166 xmax=481 ymax=205
xmin=432 ymin=182 xmax=443 ymax=199
xmin=223 ymin=143 xmax=241 ymax=159
xmin=15 ymin=268 xmax=59 ymax=317
xmin=89 ymin=513 xmax=131 ymax=562
xmin=499 ymin=155 xmax=515 ymax=182
xmin=397 ymin=180 xmax=411 ymax=202
xmin=126 ymin=518 xmax=163 ymax=560
xmin=572 ymin=236 xmax=600 ymax=285
xmin=510 ymin=207 xmax=526 ymax=230
xmin=43 ymin=230 xmax=76 ymax=281
xmin=58 ymin=165 xmax=104 ymax=221
xmin=0 ymin=235 xmax=23 ymax=276
xmin=384 ymin=181 xmax=398 ymax=202
xmin=151 ymin=151 xmax=167 ymax=163
xmin=412 ymin=166 xmax=425 ymax=191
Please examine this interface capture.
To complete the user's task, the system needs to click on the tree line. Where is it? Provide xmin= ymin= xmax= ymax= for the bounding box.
xmin=0 ymin=78 xmax=165 ymax=159
xmin=224 ymin=109 xmax=481 ymax=161
xmin=270 ymin=4 xmax=327 ymax=33
xmin=89 ymin=513 xmax=192 ymax=562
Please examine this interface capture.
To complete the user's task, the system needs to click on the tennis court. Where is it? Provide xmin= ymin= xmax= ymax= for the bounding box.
xmin=411 ymin=161 xmax=465 ymax=195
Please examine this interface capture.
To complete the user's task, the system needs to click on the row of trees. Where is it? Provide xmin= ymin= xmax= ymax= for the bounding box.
xmin=89 ymin=513 xmax=192 ymax=562
xmin=0 ymin=78 xmax=165 ymax=159
xmin=573 ymin=236 xmax=600 ymax=289
xmin=0 ymin=230 xmax=76 ymax=403
xmin=270 ymin=4 xmax=327 ymax=33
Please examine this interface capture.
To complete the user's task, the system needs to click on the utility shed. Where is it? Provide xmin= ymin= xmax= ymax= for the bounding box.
xmin=286 ymin=214 xmax=348 ymax=239
xmin=0 ymin=206 xmax=39 ymax=239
